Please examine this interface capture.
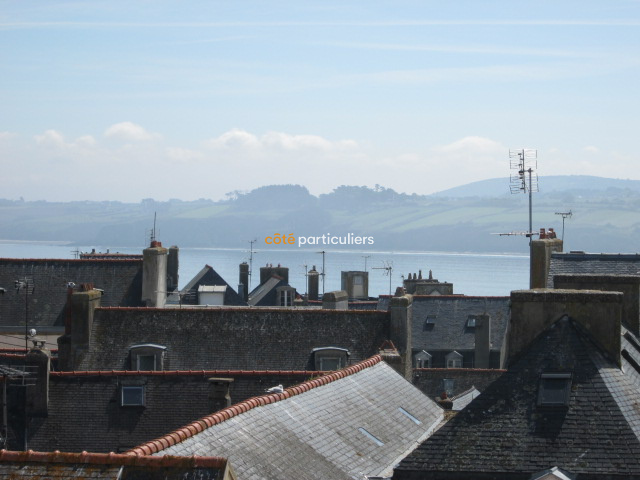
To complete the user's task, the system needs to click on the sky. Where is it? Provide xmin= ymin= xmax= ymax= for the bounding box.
xmin=1 ymin=1 xmax=640 ymax=202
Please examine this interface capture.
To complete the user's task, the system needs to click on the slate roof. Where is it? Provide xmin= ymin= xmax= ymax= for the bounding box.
xmin=0 ymin=450 xmax=231 ymax=480
xmin=412 ymin=368 xmax=505 ymax=400
xmin=409 ymin=296 xmax=510 ymax=353
xmin=76 ymin=307 xmax=389 ymax=371
xmin=19 ymin=370 xmax=322 ymax=453
xmin=0 ymin=258 xmax=143 ymax=327
xmin=548 ymin=252 xmax=640 ymax=287
xmin=247 ymin=275 xmax=287 ymax=306
xmin=167 ymin=265 xmax=245 ymax=306
xmin=131 ymin=356 xmax=444 ymax=480
xmin=393 ymin=316 xmax=640 ymax=480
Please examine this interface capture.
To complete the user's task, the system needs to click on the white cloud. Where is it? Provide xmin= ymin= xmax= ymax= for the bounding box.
xmin=583 ymin=145 xmax=599 ymax=153
xmin=35 ymin=129 xmax=66 ymax=148
xmin=104 ymin=122 xmax=160 ymax=142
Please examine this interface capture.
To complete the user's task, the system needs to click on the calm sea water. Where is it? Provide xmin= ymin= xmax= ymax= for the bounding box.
xmin=0 ymin=243 xmax=529 ymax=297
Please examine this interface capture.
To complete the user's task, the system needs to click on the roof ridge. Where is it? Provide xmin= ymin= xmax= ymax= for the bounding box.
xmin=50 ymin=369 xmax=325 ymax=377
xmin=126 ymin=354 xmax=383 ymax=456
xmin=0 ymin=449 xmax=227 ymax=469
xmin=0 ymin=258 xmax=142 ymax=263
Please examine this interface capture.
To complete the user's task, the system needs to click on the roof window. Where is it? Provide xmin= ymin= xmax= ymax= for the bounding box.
xmin=121 ymin=386 xmax=145 ymax=407
xmin=358 ymin=427 xmax=384 ymax=446
xmin=398 ymin=407 xmax=422 ymax=425
xmin=537 ymin=373 xmax=572 ymax=407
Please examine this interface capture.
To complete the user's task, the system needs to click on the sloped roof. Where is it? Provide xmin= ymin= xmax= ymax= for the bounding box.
xmin=548 ymin=252 xmax=640 ymax=287
xmin=21 ymin=370 xmax=319 ymax=453
xmin=394 ymin=317 xmax=640 ymax=479
xmin=247 ymin=275 xmax=285 ymax=306
xmin=0 ymin=258 xmax=143 ymax=327
xmin=168 ymin=265 xmax=245 ymax=306
xmin=409 ymin=296 xmax=510 ymax=352
xmin=77 ymin=307 xmax=388 ymax=371
xmin=130 ymin=356 xmax=444 ymax=480
xmin=0 ymin=450 xmax=230 ymax=480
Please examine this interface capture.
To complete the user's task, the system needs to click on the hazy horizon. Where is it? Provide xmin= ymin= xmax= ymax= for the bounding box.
xmin=2 ymin=2 xmax=640 ymax=202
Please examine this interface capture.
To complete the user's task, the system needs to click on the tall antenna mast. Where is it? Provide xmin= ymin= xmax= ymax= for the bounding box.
xmin=317 ymin=251 xmax=326 ymax=295
xmin=509 ymin=148 xmax=538 ymax=244
xmin=555 ymin=210 xmax=572 ymax=242
xmin=150 ymin=212 xmax=157 ymax=243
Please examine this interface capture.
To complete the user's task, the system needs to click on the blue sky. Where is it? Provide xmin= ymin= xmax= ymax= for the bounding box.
xmin=1 ymin=1 xmax=640 ymax=201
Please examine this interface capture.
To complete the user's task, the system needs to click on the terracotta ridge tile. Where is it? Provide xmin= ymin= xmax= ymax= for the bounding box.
xmin=126 ymin=354 xmax=382 ymax=456
xmin=0 ymin=449 xmax=227 ymax=468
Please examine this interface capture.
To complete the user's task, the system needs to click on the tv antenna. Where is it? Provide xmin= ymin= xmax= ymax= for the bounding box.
xmin=317 ymin=251 xmax=326 ymax=294
xmin=509 ymin=148 xmax=538 ymax=244
xmin=373 ymin=261 xmax=393 ymax=296
xmin=150 ymin=212 xmax=157 ymax=243
xmin=555 ymin=210 xmax=573 ymax=242
xmin=248 ymin=239 xmax=257 ymax=290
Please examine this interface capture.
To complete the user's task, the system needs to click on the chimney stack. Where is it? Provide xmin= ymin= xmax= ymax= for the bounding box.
xmin=308 ymin=266 xmax=319 ymax=301
xmin=474 ymin=314 xmax=491 ymax=369
xmin=142 ymin=241 xmax=168 ymax=307
xmin=239 ymin=262 xmax=249 ymax=302
xmin=167 ymin=245 xmax=179 ymax=291
xmin=25 ymin=343 xmax=51 ymax=417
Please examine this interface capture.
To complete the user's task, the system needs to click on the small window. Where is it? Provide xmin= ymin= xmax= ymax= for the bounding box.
xmin=358 ymin=427 xmax=384 ymax=446
xmin=121 ymin=386 xmax=145 ymax=406
xmin=425 ymin=315 xmax=436 ymax=324
xmin=319 ymin=357 xmax=342 ymax=371
xmin=537 ymin=373 xmax=572 ymax=407
xmin=466 ymin=315 xmax=477 ymax=328
xmin=137 ymin=355 xmax=156 ymax=371
xmin=312 ymin=347 xmax=350 ymax=371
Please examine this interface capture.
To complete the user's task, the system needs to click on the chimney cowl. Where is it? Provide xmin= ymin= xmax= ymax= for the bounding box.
xmin=150 ymin=240 xmax=162 ymax=248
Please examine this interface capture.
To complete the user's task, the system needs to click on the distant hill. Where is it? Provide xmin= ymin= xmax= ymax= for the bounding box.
xmin=433 ymin=175 xmax=640 ymax=198
xmin=0 ymin=176 xmax=639 ymax=254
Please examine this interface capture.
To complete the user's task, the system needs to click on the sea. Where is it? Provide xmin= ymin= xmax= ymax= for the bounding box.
xmin=0 ymin=242 xmax=529 ymax=297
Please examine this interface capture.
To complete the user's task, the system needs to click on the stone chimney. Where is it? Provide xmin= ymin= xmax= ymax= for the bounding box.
xmin=322 ymin=290 xmax=348 ymax=310
xmin=208 ymin=378 xmax=234 ymax=412
xmin=308 ymin=266 xmax=319 ymax=301
xmin=530 ymin=230 xmax=563 ymax=288
xmin=57 ymin=288 xmax=102 ymax=371
xmin=25 ymin=343 xmax=50 ymax=417
xmin=389 ymin=293 xmax=413 ymax=380
xmin=474 ymin=314 xmax=491 ymax=369
xmin=509 ymin=289 xmax=623 ymax=367
xmin=142 ymin=240 xmax=168 ymax=307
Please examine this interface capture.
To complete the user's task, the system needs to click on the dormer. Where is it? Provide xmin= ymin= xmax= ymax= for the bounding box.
xmin=445 ymin=350 xmax=463 ymax=369
xmin=129 ymin=344 xmax=167 ymax=371
xmin=312 ymin=347 xmax=350 ymax=371
xmin=414 ymin=350 xmax=432 ymax=368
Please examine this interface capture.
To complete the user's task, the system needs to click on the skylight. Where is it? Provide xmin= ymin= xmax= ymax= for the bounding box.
xmin=537 ymin=373 xmax=572 ymax=407
xmin=359 ymin=428 xmax=384 ymax=446
xmin=398 ymin=407 xmax=422 ymax=425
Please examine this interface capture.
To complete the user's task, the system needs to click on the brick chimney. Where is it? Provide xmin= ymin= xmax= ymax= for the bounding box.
xmin=308 ymin=266 xmax=319 ymax=301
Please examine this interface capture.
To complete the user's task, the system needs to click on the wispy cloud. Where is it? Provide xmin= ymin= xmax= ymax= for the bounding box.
xmin=3 ymin=19 xmax=640 ymax=29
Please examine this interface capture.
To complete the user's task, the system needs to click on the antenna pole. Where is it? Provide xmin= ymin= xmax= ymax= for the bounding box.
xmin=248 ymin=239 xmax=257 ymax=290
xmin=528 ymin=167 xmax=533 ymax=246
